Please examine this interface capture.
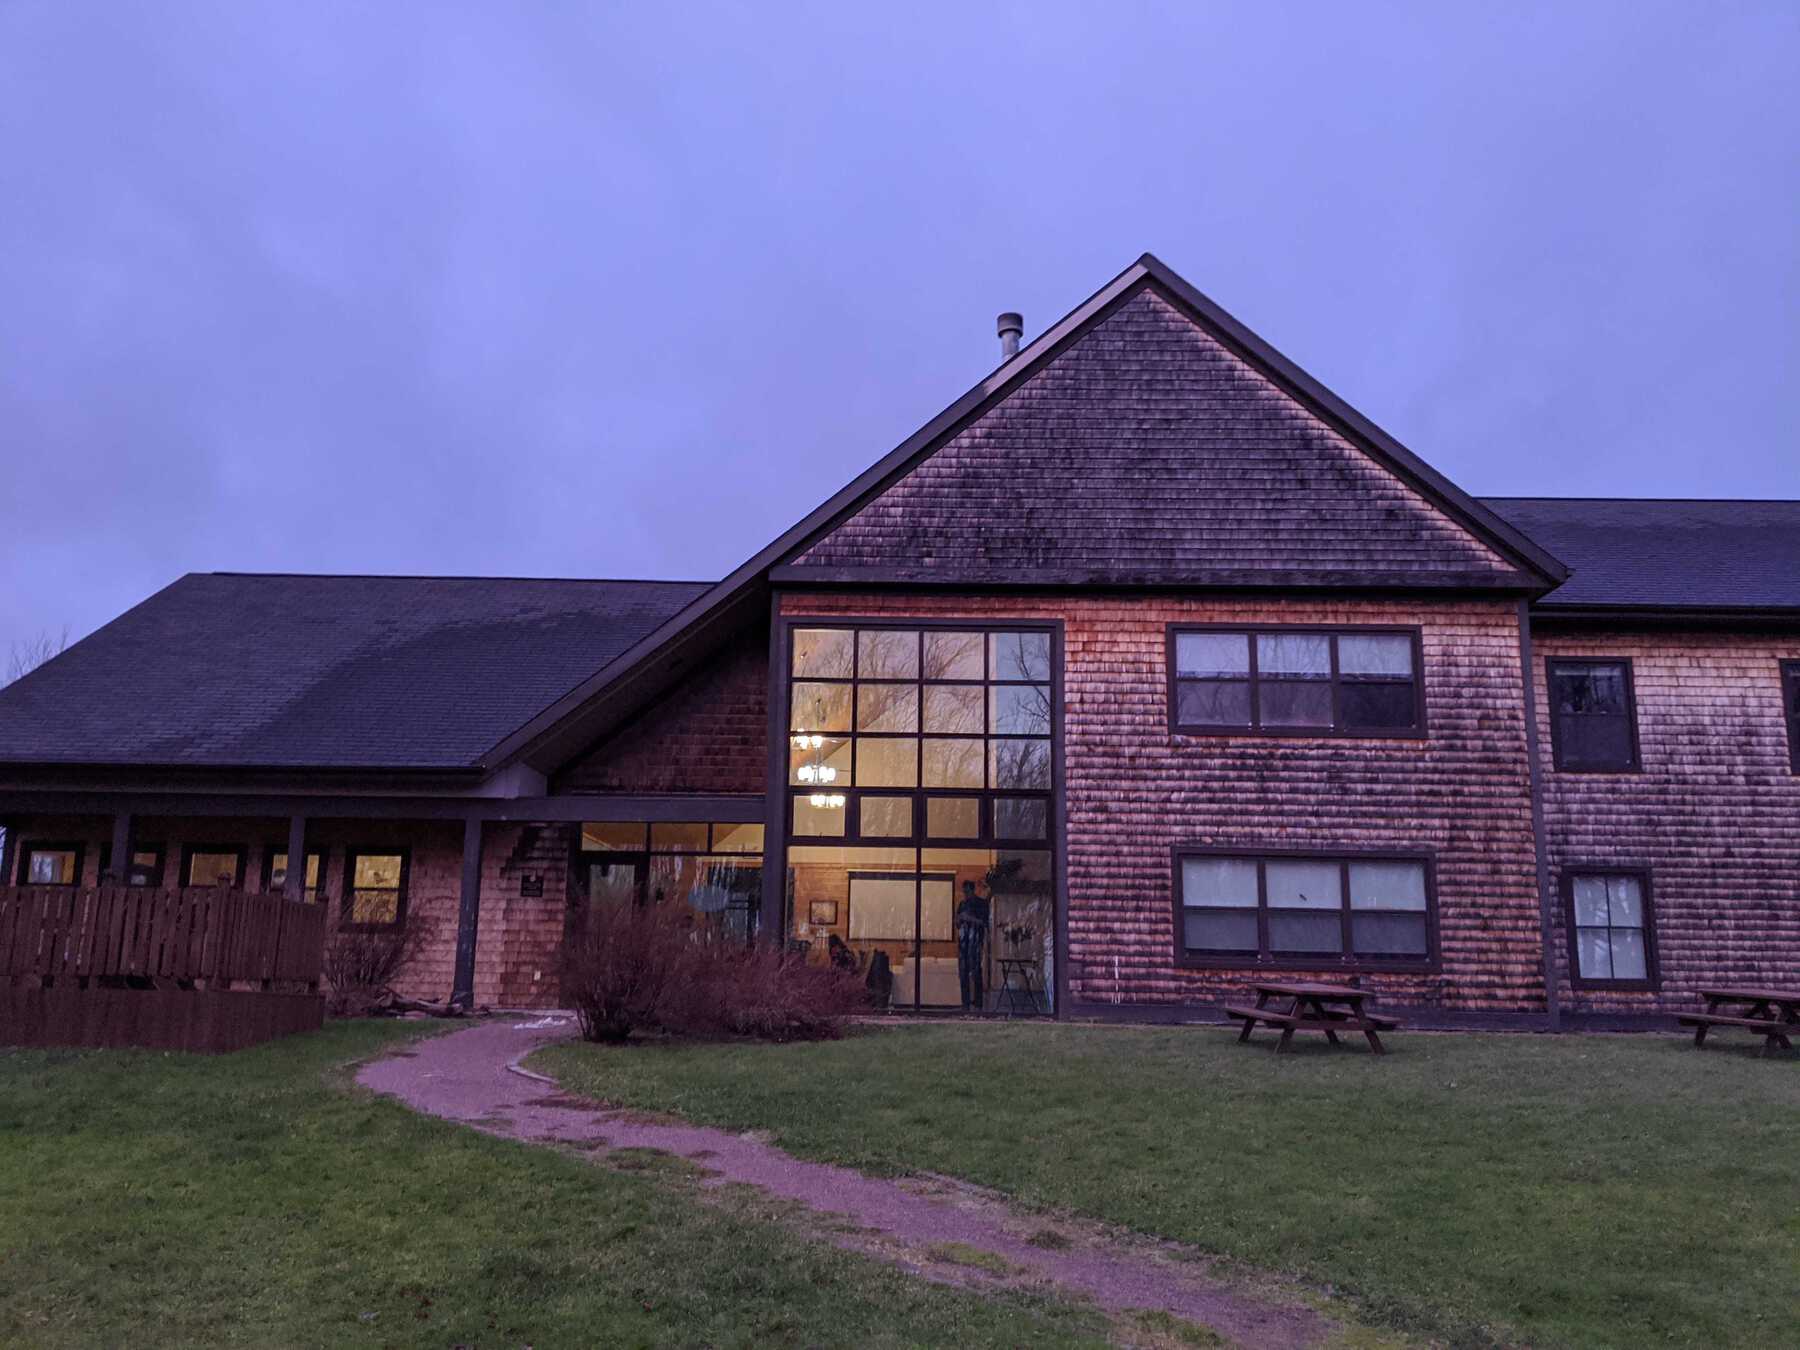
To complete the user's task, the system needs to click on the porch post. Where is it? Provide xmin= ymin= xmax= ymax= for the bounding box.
xmin=451 ymin=816 xmax=483 ymax=1008
xmin=108 ymin=812 xmax=132 ymax=883
xmin=0 ymin=818 xmax=16 ymax=886
xmin=283 ymin=815 xmax=307 ymax=901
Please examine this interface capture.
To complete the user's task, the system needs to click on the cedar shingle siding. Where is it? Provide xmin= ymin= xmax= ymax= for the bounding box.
xmin=795 ymin=291 xmax=1517 ymax=583
xmin=782 ymin=592 xmax=1547 ymax=1014
xmin=1533 ymin=629 xmax=1800 ymax=1013
xmin=553 ymin=626 xmax=769 ymax=795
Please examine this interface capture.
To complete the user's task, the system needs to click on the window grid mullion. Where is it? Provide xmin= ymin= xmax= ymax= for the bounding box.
xmin=1328 ymin=635 xmax=1342 ymax=733
xmin=1339 ymin=860 xmax=1353 ymax=955
xmin=1254 ymin=860 xmax=1269 ymax=956
xmin=1247 ymin=634 xmax=1262 ymax=730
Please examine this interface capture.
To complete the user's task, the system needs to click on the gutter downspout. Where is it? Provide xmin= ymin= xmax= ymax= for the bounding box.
xmin=1516 ymin=600 xmax=1562 ymax=1031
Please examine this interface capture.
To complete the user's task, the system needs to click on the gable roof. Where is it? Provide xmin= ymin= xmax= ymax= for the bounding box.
xmin=493 ymin=254 xmax=1569 ymax=772
xmin=787 ymin=268 xmax=1567 ymax=589
xmin=0 ymin=573 xmax=706 ymax=770
xmin=1482 ymin=498 xmax=1800 ymax=614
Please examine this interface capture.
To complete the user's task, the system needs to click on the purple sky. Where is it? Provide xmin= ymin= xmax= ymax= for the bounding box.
xmin=3 ymin=3 xmax=1796 ymax=656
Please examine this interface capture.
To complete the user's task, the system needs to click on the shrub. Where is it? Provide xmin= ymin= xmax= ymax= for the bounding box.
xmin=669 ymin=939 xmax=866 ymax=1043
xmin=561 ymin=895 xmax=694 ymax=1043
xmin=320 ymin=917 xmax=433 ymax=1017
xmin=561 ymin=898 xmax=865 ymax=1044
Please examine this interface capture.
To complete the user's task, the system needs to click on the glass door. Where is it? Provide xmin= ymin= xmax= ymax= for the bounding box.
xmin=585 ymin=854 xmax=642 ymax=906
xmin=572 ymin=853 xmax=644 ymax=940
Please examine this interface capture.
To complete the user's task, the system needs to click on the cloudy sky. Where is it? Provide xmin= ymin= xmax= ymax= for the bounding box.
xmin=2 ymin=2 xmax=1795 ymax=655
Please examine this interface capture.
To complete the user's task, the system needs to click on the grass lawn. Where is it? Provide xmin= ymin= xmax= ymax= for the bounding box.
xmin=536 ymin=1024 xmax=1800 ymax=1350
xmin=0 ymin=1021 xmax=1116 ymax=1348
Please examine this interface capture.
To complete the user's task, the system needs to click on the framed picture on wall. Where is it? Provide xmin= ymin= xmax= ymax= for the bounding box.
xmin=808 ymin=899 xmax=838 ymax=926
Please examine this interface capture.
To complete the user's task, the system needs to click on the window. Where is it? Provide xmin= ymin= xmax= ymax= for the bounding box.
xmin=343 ymin=850 xmax=408 ymax=929
xmin=19 ymin=843 xmax=83 ymax=886
xmin=182 ymin=845 xmax=247 ymax=889
xmin=783 ymin=623 xmax=1058 ymax=1012
xmin=1175 ymin=851 xmax=1435 ymax=969
xmin=1170 ymin=628 xmax=1422 ymax=736
xmin=1546 ymin=658 xmax=1639 ymax=771
xmin=787 ymin=625 xmax=1055 ymax=845
xmin=1783 ymin=661 xmax=1800 ymax=774
xmin=1563 ymin=870 xmax=1657 ymax=989
xmin=574 ymin=822 xmax=765 ymax=943
xmin=263 ymin=848 xmax=326 ymax=902
xmin=99 ymin=843 xmax=164 ymax=887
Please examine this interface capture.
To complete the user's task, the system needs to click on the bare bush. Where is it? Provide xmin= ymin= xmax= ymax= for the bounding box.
xmin=321 ymin=916 xmax=435 ymax=1017
xmin=562 ymin=898 xmax=866 ymax=1044
xmin=561 ymin=895 xmax=695 ymax=1042
xmin=668 ymin=940 xmax=865 ymax=1042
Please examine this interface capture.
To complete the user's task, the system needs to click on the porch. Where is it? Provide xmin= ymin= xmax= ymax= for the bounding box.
xmin=0 ymin=790 xmax=769 ymax=1009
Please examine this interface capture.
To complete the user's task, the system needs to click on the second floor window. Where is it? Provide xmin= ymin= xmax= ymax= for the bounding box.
xmin=1547 ymin=659 xmax=1638 ymax=771
xmin=1170 ymin=628 xmax=1422 ymax=736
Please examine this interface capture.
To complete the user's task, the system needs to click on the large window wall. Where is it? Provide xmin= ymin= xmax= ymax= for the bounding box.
xmin=784 ymin=625 xmax=1057 ymax=1011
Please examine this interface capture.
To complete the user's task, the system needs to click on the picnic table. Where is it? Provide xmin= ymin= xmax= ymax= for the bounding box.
xmin=1221 ymin=980 xmax=1400 ymax=1055
xmin=1677 ymin=987 xmax=1799 ymax=1055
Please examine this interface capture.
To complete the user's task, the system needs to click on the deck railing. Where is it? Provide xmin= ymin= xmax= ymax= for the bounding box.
xmin=0 ymin=886 xmax=326 ymax=1051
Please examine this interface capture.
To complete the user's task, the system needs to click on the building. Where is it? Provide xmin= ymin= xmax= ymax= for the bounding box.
xmin=3 ymin=255 xmax=1796 ymax=1026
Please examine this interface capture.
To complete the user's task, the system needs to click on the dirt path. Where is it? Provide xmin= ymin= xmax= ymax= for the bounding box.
xmin=358 ymin=1018 xmax=1336 ymax=1349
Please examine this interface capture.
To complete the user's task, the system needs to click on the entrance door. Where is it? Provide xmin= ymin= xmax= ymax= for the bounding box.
xmin=582 ymin=854 xmax=643 ymax=909
xmin=567 ymin=852 xmax=645 ymax=951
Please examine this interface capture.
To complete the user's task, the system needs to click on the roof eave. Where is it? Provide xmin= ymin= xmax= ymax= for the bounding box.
xmin=0 ymin=761 xmax=490 ymax=795
xmin=1527 ymin=602 xmax=1800 ymax=628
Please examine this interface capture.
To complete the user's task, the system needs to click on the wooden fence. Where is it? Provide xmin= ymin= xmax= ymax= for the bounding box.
xmin=0 ymin=886 xmax=326 ymax=1052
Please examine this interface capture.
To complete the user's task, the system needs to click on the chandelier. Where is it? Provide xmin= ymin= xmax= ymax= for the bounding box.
xmin=792 ymin=727 xmax=844 ymax=809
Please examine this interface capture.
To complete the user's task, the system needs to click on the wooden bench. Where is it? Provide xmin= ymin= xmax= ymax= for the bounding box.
xmin=1676 ymin=1013 xmax=1794 ymax=1055
xmin=1221 ymin=1004 xmax=1400 ymax=1031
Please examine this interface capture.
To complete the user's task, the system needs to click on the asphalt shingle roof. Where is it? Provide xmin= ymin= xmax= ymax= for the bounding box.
xmin=5 ymin=499 xmax=1797 ymax=773
xmin=0 ymin=574 xmax=708 ymax=769
xmin=1481 ymin=498 xmax=1800 ymax=611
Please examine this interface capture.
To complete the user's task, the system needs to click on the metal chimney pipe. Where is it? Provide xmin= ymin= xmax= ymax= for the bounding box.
xmin=996 ymin=312 xmax=1023 ymax=360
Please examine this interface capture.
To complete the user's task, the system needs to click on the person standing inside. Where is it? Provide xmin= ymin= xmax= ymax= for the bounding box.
xmin=955 ymin=879 xmax=991 ymax=1012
